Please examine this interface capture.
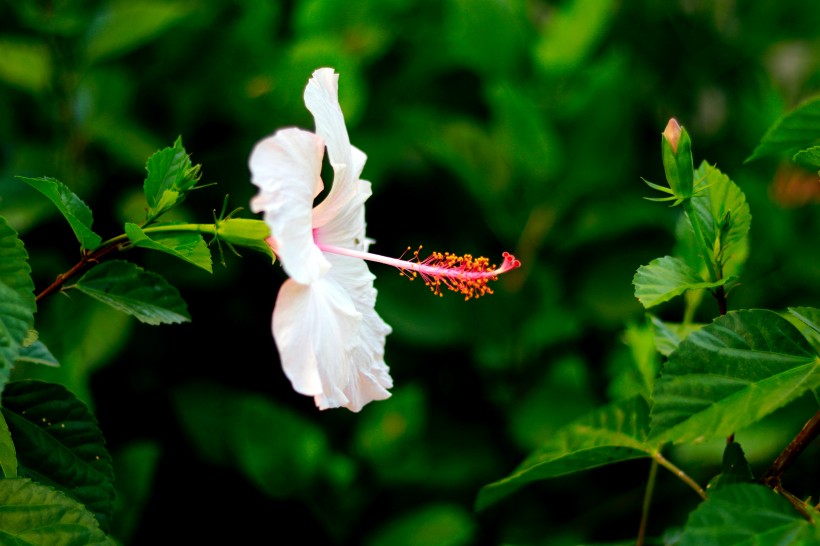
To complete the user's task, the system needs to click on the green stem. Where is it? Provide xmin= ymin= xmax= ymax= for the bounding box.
xmin=636 ymin=458 xmax=659 ymax=546
xmin=652 ymin=451 xmax=707 ymax=500
xmin=36 ymin=223 xmax=219 ymax=302
xmin=682 ymin=199 xmax=727 ymax=315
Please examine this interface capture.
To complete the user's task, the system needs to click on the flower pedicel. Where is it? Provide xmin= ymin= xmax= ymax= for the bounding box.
xmin=250 ymin=67 xmax=520 ymax=412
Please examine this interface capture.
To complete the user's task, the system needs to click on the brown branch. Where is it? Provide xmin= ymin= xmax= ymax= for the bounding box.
xmin=35 ymin=243 xmax=121 ymax=302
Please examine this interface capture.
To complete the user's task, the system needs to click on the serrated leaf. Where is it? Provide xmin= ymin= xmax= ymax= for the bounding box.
xmin=73 ymin=260 xmax=190 ymax=325
xmin=706 ymin=441 xmax=753 ymax=493
xmin=0 ymin=216 xmax=37 ymax=392
xmin=633 ymin=256 xmax=729 ymax=309
xmin=143 ymin=137 xmax=201 ymax=218
xmin=688 ymin=163 xmax=751 ymax=279
xmin=17 ymin=177 xmax=102 ymax=251
xmin=0 ymin=411 xmax=18 ymax=478
xmin=0 ymin=477 xmax=110 ymax=545
xmin=793 ymin=146 xmax=820 ymax=170
xmin=1 ymin=380 xmax=115 ymax=534
xmin=476 ymin=396 xmax=654 ymax=510
xmin=14 ymin=341 xmax=59 ymax=368
xmin=650 ymin=310 xmax=820 ymax=444
xmin=650 ymin=316 xmax=703 ymax=357
xmin=125 ymin=223 xmax=213 ymax=273
xmin=746 ymin=95 xmax=820 ymax=163
xmin=677 ymin=484 xmax=817 ymax=545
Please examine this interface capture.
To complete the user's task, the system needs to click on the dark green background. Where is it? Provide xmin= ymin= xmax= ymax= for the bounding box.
xmin=1 ymin=1 xmax=818 ymax=544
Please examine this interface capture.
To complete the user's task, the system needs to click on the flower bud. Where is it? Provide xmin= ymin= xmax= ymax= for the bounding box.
xmin=661 ymin=118 xmax=694 ymax=200
xmin=216 ymin=218 xmax=275 ymax=260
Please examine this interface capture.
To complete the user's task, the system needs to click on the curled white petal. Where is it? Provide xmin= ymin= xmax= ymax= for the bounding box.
xmin=249 ymin=127 xmax=330 ymax=284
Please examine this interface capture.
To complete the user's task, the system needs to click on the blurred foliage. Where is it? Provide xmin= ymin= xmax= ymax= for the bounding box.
xmin=0 ymin=0 xmax=818 ymax=544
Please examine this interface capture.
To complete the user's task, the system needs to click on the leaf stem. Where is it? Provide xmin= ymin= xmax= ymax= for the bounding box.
xmin=652 ymin=451 xmax=707 ymax=500
xmin=636 ymin=458 xmax=659 ymax=546
xmin=35 ymin=223 xmax=218 ymax=302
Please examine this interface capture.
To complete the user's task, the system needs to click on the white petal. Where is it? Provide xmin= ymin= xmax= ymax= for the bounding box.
xmin=249 ymin=127 xmax=330 ymax=285
xmin=272 ymin=256 xmax=393 ymax=412
xmin=304 ymin=68 xmax=366 ymax=232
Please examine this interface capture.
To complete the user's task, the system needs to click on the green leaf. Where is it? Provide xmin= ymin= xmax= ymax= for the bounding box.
xmin=0 ymin=412 xmax=17 ymax=478
xmin=16 ymin=177 xmax=102 ymax=251
xmin=534 ymin=0 xmax=614 ymax=74
xmin=174 ymin=382 xmax=332 ymax=498
xmin=0 ymin=37 xmax=52 ymax=93
xmin=706 ymin=441 xmax=753 ymax=493
xmin=633 ymin=256 xmax=729 ymax=309
xmin=1 ymin=380 xmax=115 ymax=534
xmin=368 ymin=504 xmax=476 ymax=546
xmin=0 ymin=216 xmax=37 ymax=392
xmin=0 ymin=477 xmax=110 ymax=545
xmin=650 ymin=310 xmax=820 ymax=444
xmin=476 ymin=396 xmax=654 ymax=510
xmin=650 ymin=316 xmax=703 ymax=357
xmin=793 ymin=146 xmax=820 ymax=170
xmin=125 ymin=223 xmax=213 ymax=273
xmin=789 ymin=307 xmax=820 ymax=353
xmin=688 ymin=162 xmax=751 ymax=279
xmin=677 ymin=484 xmax=817 ymax=545
xmin=86 ymin=1 xmax=194 ymax=63
xmin=143 ymin=137 xmax=201 ymax=219
xmin=14 ymin=341 xmax=60 ymax=368
xmin=746 ymin=95 xmax=820 ymax=163
xmin=73 ymin=260 xmax=190 ymax=325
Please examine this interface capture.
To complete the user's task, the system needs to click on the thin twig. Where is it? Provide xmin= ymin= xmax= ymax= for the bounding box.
xmin=761 ymin=409 xmax=820 ymax=492
xmin=652 ymin=451 xmax=707 ymax=500
xmin=636 ymin=458 xmax=659 ymax=546
xmin=35 ymin=243 xmax=120 ymax=302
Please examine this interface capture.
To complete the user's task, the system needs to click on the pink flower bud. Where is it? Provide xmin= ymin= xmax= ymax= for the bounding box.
xmin=663 ymin=118 xmax=682 ymax=154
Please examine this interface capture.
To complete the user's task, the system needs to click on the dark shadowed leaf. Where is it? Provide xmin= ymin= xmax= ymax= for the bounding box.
xmin=677 ymin=484 xmax=817 ymax=545
xmin=73 ymin=260 xmax=190 ymax=325
xmin=1 ymin=380 xmax=114 ymax=533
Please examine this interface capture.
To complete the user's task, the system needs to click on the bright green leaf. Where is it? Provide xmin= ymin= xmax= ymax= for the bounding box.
xmin=650 ymin=310 xmax=820 ymax=444
xmin=125 ymin=223 xmax=213 ymax=273
xmin=16 ymin=177 xmax=102 ymax=251
xmin=86 ymin=1 xmax=193 ymax=63
xmin=677 ymin=484 xmax=816 ymax=545
xmin=142 ymin=137 xmax=201 ymax=219
xmin=688 ymin=162 xmax=751 ymax=279
xmin=0 ymin=37 xmax=52 ymax=93
xmin=706 ymin=442 xmax=754 ymax=493
xmin=0 ymin=216 xmax=37 ymax=392
xmin=620 ymin=320 xmax=659 ymax=400
xmin=633 ymin=256 xmax=729 ymax=309
xmin=73 ymin=260 xmax=190 ymax=325
xmin=476 ymin=396 xmax=654 ymax=510
xmin=14 ymin=341 xmax=60 ymax=368
xmin=793 ymin=146 xmax=820 ymax=169
xmin=1 ymin=380 xmax=115 ymax=534
xmin=0 ymin=477 xmax=110 ymax=545
xmin=746 ymin=95 xmax=820 ymax=163
xmin=0 ymin=412 xmax=17 ymax=478
xmin=789 ymin=307 xmax=820 ymax=352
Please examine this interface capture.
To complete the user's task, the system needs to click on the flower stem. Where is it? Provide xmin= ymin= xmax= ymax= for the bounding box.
xmin=36 ymin=223 xmax=218 ymax=302
xmin=681 ymin=199 xmax=727 ymax=315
